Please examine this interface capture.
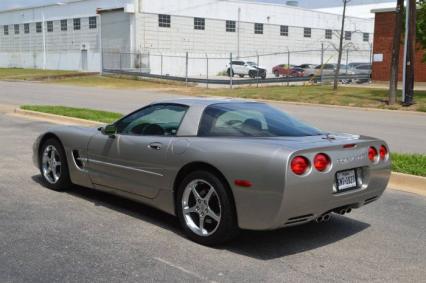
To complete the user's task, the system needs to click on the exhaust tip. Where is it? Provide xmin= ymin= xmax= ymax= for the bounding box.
xmin=346 ymin=208 xmax=352 ymax=214
xmin=323 ymin=214 xmax=331 ymax=222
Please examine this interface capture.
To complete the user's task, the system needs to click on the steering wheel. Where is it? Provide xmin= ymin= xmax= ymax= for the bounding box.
xmin=142 ymin=124 xmax=165 ymax=136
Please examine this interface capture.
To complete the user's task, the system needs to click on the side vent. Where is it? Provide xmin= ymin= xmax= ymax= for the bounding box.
xmin=72 ymin=150 xmax=86 ymax=170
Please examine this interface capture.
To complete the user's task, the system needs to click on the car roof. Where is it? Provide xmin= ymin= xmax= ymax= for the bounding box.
xmin=152 ymin=97 xmax=259 ymax=107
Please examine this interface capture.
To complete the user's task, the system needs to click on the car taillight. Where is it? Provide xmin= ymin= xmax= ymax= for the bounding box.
xmin=314 ymin=153 xmax=331 ymax=172
xmin=291 ymin=156 xmax=310 ymax=175
xmin=368 ymin=147 xmax=378 ymax=162
xmin=379 ymin=145 xmax=388 ymax=160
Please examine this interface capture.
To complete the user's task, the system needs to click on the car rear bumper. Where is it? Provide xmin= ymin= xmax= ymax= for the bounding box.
xmin=235 ymin=162 xmax=391 ymax=231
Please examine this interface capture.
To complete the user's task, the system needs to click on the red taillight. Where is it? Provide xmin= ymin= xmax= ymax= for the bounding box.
xmin=291 ymin=156 xmax=310 ymax=175
xmin=379 ymin=145 xmax=388 ymax=160
xmin=368 ymin=147 xmax=378 ymax=162
xmin=314 ymin=153 xmax=331 ymax=172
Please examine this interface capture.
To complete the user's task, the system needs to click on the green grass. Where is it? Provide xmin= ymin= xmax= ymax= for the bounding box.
xmin=21 ymin=105 xmax=123 ymax=124
xmin=50 ymin=75 xmax=185 ymax=89
xmin=185 ymin=85 xmax=426 ymax=112
xmin=0 ymin=68 xmax=80 ymax=80
xmin=391 ymin=153 xmax=426 ymax=177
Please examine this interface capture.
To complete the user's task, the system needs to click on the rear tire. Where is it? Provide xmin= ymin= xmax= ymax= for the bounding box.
xmin=176 ymin=170 xmax=239 ymax=246
xmin=39 ymin=138 xmax=71 ymax=191
xmin=274 ymin=71 xmax=280 ymax=78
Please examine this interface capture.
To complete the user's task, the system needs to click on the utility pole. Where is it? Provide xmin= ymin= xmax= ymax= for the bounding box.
xmin=402 ymin=0 xmax=416 ymax=106
xmin=388 ymin=0 xmax=404 ymax=105
xmin=333 ymin=0 xmax=350 ymax=90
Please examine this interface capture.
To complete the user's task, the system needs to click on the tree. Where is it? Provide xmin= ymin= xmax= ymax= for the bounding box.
xmin=333 ymin=0 xmax=350 ymax=91
xmin=417 ymin=0 xmax=426 ymax=61
xmin=388 ymin=0 xmax=405 ymax=105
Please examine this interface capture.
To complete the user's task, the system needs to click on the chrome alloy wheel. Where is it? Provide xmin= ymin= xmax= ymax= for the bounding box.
xmin=181 ymin=179 xmax=222 ymax=237
xmin=41 ymin=145 xmax=62 ymax=184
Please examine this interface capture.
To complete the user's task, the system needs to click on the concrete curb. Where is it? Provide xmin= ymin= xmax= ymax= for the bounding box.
xmin=10 ymin=107 xmax=426 ymax=197
xmin=389 ymin=172 xmax=426 ymax=196
xmin=12 ymin=108 xmax=104 ymax=127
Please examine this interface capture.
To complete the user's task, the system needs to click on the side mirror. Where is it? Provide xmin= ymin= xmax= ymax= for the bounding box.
xmin=100 ymin=124 xmax=117 ymax=137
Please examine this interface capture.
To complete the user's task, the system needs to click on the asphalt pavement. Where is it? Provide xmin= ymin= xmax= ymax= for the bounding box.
xmin=0 ymin=81 xmax=425 ymax=153
xmin=0 ymin=112 xmax=425 ymax=282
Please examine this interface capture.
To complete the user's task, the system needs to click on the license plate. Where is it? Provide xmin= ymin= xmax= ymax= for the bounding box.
xmin=336 ymin=169 xmax=357 ymax=191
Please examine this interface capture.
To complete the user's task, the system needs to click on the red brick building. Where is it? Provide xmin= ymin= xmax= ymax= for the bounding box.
xmin=371 ymin=8 xmax=426 ymax=82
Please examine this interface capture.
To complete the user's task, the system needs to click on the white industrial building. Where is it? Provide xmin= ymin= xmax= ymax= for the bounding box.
xmin=0 ymin=0 xmax=374 ymax=76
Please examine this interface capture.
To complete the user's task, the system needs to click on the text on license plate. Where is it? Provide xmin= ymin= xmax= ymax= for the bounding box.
xmin=336 ymin=169 xmax=357 ymax=191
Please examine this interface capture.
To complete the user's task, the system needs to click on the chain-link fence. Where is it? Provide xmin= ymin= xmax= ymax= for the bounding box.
xmin=102 ymin=45 xmax=372 ymax=87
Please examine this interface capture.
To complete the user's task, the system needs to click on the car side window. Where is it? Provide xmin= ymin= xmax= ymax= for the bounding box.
xmin=115 ymin=104 xmax=188 ymax=136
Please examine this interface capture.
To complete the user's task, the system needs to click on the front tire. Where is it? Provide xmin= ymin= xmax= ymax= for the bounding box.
xmin=39 ymin=138 xmax=71 ymax=191
xmin=176 ymin=171 xmax=239 ymax=246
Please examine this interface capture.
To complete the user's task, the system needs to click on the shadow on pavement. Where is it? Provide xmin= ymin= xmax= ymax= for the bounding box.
xmin=32 ymin=175 xmax=370 ymax=260
xmin=223 ymin=216 xmax=369 ymax=260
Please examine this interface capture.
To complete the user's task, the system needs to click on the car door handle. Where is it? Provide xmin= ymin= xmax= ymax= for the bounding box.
xmin=148 ymin=142 xmax=162 ymax=150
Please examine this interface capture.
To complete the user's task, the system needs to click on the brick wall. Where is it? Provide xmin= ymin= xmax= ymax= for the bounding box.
xmin=372 ymin=11 xmax=426 ymax=82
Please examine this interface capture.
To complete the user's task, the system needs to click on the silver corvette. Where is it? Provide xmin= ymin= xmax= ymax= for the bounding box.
xmin=33 ymin=99 xmax=391 ymax=245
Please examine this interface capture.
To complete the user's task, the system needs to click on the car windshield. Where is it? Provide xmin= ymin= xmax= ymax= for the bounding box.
xmin=198 ymin=103 xmax=323 ymax=137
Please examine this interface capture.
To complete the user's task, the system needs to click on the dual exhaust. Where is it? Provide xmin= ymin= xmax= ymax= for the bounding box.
xmin=337 ymin=208 xmax=352 ymax=215
xmin=316 ymin=213 xmax=331 ymax=223
xmin=315 ymin=207 xmax=352 ymax=223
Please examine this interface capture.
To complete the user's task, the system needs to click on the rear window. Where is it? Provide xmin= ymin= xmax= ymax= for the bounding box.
xmin=198 ymin=103 xmax=322 ymax=137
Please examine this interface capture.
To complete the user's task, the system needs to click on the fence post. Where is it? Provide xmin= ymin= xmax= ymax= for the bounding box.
xmin=185 ymin=52 xmax=189 ymax=87
xmin=230 ymin=52 xmax=233 ymax=89
xmin=287 ymin=49 xmax=290 ymax=87
xmin=256 ymin=52 xmax=260 ymax=88
xmin=320 ymin=43 xmax=324 ymax=84
xmin=206 ymin=53 xmax=209 ymax=89
xmin=139 ymin=52 xmax=142 ymax=73
xmin=160 ymin=53 xmax=163 ymax=76
xmin=345 ymin=48 xmax=349 ymax=74
xmin=119 ymin=52 xmax=122 ymax=71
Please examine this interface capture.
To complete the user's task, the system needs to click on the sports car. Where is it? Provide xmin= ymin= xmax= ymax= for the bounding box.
xmin=33 ymin=99 xmax=391 ymax=245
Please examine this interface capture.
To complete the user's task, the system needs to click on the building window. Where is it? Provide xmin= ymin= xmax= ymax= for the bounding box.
xmin=325 ymin=29 xmax=332 ymax=39
xmin=158 ymin=14 xmax=171 ymax=28
xmin=3 ymin=25 xmax=9 ymax=35
xmin=89 ymin=16 xmax=97 ymax=29
xmin=226 ymin=20 xmax=236 ymax=32
xmin=363 ymin=32 xmax=369 ymax=42
xmin=345 ymin=31 xmax=351 ymax=40
xmin=280 ymin=25 xmax=288 ymax=36
xmin=61 ymin=19 xmax=67 ymax=31
xmin=194 ymin=17 xmax=205 ymax=30
xmin=73 ymin=18 xmax=81 ymax=30
xmin=36 ymin=22 xmax=42 ymax=33
xmin=14 ymin=24 xmax=19 ymax=35
xmin=254 ymin=23 xmax=263 ymax=34
xmin=47 ymin=21 xmax=53 ymax=32
xmin=24 ymin=23 xmax=30 ymax=34
xmin=304 ymin=27 xmax=311 ymax=38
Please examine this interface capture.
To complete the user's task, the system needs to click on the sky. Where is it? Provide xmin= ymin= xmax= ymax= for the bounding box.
xmin=0 ymin=0 xmax=395 ymax=11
